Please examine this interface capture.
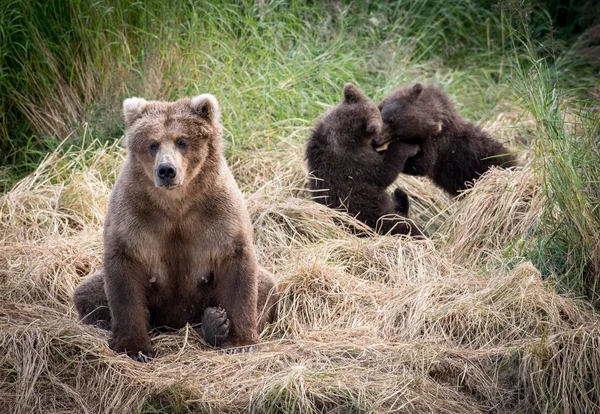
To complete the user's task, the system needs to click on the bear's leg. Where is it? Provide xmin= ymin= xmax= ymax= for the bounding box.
xmin=392 ymin=188 xmax=410 ymax=216
xmin=73 ymin=271 xmax=112 ymax=330
xmin=378 ymin=141 xmax=420 ymax=187
xmin=214 ymin=246 xmax=261 ymax=347
xmin=256 ymin=266 xmax=278 ymax=332
xmin=104 ymin=255 xmax=154 ymax=362
xmin=201 ymin=266 xmax=276 ymax=351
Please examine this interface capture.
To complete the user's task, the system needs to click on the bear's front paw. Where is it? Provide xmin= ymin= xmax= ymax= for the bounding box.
xmin=108 ymin=336 xmax=155 ymax=362
xmin=201 ymin=307 xmax=230 ymax=347
xmin=389 ymin=141 xmax=420 ymax=158
xmin=404 ymin=143 xmax=420 ymax=158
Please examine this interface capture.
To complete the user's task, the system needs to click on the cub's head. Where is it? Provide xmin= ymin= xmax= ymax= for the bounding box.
xmin=122 ymin=94 xmax=222 ymax=190
xmin=376 ymin=83 xmax=451 ymax=147
xmin=323 ymin=83 xmax=382 ymax=146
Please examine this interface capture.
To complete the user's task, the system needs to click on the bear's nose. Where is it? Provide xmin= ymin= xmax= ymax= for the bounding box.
xmin=157 ymin=163 xmax=177 ymax=180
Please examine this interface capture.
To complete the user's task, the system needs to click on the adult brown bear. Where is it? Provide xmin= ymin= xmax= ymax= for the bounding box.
xmin=376 ymin=83 xmax=518 ymax=197
xmin=73 ymin=94 xmax=277 ymax=361
xmin=305 ymin=83 xmax=425 ymax=237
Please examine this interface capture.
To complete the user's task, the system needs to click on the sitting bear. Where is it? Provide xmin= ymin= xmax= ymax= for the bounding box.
xmin=73 ymin=94 xmax=277 ymax=361
xmin=305 ymin=83 xmax=425 ymax=237
xmin=376 ymin=83 xmax=518 ymax=197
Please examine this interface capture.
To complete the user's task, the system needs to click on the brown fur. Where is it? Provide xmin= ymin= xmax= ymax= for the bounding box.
xmin=305 ymin=83 xmax=425 ymax=237
xmin=377 ymin=83 xmax=518 ymax=197
xmin=73 ymin=94 xmax=277 ymax=358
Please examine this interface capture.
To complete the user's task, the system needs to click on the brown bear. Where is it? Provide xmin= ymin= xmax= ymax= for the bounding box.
xmin=376 ymin=83 xmax=518 ymax=197
xmin=305 ymin=83 xmax=425 ymax=237
xmin=73 ymin=94 xmax=277 ymax=361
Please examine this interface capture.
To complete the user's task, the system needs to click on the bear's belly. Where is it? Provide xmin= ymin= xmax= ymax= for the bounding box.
xmin=146 ymin=272 xmax=218 ymax=329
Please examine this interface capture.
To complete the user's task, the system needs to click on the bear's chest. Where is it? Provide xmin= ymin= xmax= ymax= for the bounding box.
xmin=144 ymin=232 xmax=217 ymax=288
xmin=135 ymin=214 xmax=227 ymax=278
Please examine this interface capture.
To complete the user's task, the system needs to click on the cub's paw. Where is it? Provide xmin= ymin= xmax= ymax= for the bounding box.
xmin=392 ymin=187 xmax=410 ymax=216
xmin=201 ymin=307 xmax=230 ymax=347
xmin=404 ymin=143 xmax=420 ymax=158
xmin=388 ymin=141 xmax=420 ymax=158
xmin=108 ymin=337 xmax=155 ymax=363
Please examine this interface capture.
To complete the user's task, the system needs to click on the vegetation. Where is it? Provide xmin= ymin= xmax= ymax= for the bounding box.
xmin=0 ymin=0 xmax=599 ymax=412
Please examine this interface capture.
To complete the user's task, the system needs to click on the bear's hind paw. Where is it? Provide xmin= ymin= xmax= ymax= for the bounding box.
xmin=201 ymin=307 xmax=230 ymax=347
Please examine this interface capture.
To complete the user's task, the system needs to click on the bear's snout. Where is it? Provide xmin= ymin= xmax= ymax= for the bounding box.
xmin=156 ymin=162 xmax=180 ymax=189
xmin=157 ymin=163 xmax=177 ymax=180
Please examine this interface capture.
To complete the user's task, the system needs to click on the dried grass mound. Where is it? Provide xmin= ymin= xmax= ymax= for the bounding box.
xmin=441 ymin=166 xmax=545 ymax=265
xmin=1 ymin=140 xmax=600 ymax=413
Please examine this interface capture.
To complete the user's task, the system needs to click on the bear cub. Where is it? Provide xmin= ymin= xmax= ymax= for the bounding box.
xmin=305 ymin=83 xmax=425 ymax=237
xmin=73 ymin=94 xmax=277 ymax=361
xmin=376 ymin=83 xmax=518 ymax=197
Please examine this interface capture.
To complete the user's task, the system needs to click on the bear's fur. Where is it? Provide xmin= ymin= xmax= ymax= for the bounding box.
xmin=73 ymin=94 xmax=277 ymax=360
xmin=305 ymin=83 xmax=425 ymax=237
xmin=376 ymin=83 xmax=518 ymax=197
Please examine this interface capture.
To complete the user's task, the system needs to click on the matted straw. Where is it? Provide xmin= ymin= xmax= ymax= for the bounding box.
xmin=1 ymin=137 xmax=599 ymax=413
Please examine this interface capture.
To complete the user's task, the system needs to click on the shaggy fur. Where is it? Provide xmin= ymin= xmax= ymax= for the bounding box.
xmin=73 ymin=94 xmax=277 ymax=360
xmin=377 ymin=83 xmax=518 ymax=197
xmin=305 ymin=83 xmax=425 ymax=237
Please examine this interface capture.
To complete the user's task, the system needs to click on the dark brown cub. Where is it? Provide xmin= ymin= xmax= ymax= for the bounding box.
xmin=377 ymin=83 xmax=518 ymax=197
xmin=305 ymin=83 xmax=425 ymax=237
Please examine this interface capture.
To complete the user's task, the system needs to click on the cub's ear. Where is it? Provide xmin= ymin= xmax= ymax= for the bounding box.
xmin=412 ymin=83 xmax=424 ymax=97
xmin=343 ymin=83 xmax=365 ymax=104
xmin=431 ymin=121 xmax=442 ymax=133
xmin=123 ymin=97 xmax=147 ymax=127
xmin=190 ymin=94 xmax=220 ymax=123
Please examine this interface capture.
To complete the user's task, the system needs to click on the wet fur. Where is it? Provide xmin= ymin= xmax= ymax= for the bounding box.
xmin=378 ymin=84 xmax=518 ymax=197
xmin=73 ymin=95 xmax=277 ymax=358
xmin=305 ymin=83 xmax=424 ymax=237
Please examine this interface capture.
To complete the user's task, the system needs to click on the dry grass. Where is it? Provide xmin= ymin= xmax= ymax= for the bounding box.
xmin=1 ymin=123 xmax=600 ymax=413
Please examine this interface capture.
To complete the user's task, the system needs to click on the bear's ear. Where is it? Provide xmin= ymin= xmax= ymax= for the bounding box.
xmin=426 ymin=121 xmax=442 ymax=134
xmin=412 ymin=83 xmax=424 ymax=97
xmin=343 ymin=83 xmax=365 ymax=104
xmin=190 ymin=94 xmax=220 ymax=123
xmin=123 ymin=97 xmax=147 ymax=127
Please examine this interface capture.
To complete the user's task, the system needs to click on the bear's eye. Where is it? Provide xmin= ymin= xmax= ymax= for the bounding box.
xmin=149 ymin=142 xmax=160 ymax=155
xmin=176 ymin=138 xmax=188 ymax=151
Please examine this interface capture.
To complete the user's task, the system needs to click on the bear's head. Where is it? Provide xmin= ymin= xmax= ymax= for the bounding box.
xmin=324 ymin=83 xmax=382 ymax=146
xmin=376 ymin=83 xmax=449 ymax=148
xmin=122 ymin=94 xmax=222 ymax=191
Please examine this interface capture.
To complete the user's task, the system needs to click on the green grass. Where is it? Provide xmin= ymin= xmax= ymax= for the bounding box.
xmin=1 ymin=0 xmax=599 ymax=301
xmin=511 ymin=47 xmax=600 ymax=304
xmin=0 ymin=0 xmax=510 ymax=183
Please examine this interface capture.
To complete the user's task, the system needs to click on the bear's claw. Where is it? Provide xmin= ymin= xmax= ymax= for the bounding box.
xmin=225 ymin=345 xmax=257 ymax=354
xmin=128 ymin=350 xmax=154 ymax=363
